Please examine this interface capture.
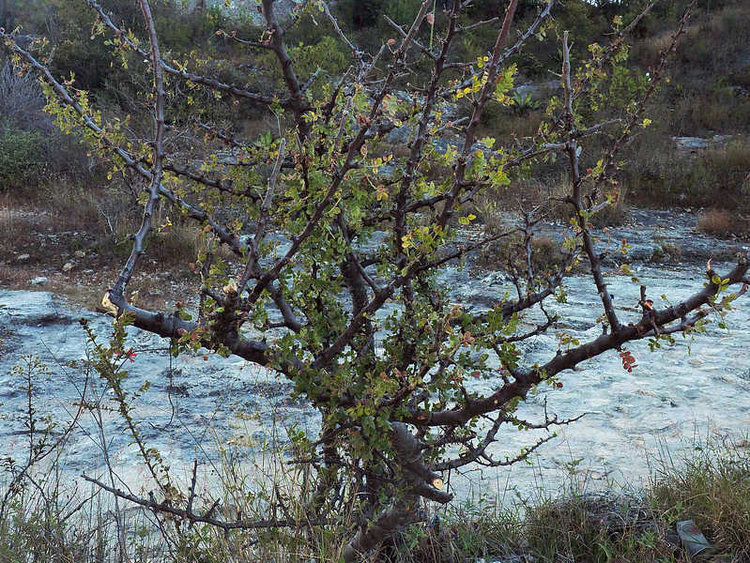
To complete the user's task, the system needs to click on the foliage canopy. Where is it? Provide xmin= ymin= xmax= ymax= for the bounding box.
xmin=1 ymin=0 xmax=748 ymax=558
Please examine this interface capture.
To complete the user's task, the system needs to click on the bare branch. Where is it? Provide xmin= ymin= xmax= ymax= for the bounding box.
xmin=84 ymin=0 xmax=289 ymax=109
xmin=561 ymin=31 xmax=620 ymax=332
xmin=261 ymin=0 xmax=309 ymax=125
xmin=410 ymin=252 xmax=749 ymax=428
xmin=82 ymin=474 xmax=321 ymax=530
xmin=320 ymin=1 xmax=360 ymax=58
xmin=110 ymin=0 xmax=166 ymax=299
xmin=439 ymin=1 xmax=555 ymax=99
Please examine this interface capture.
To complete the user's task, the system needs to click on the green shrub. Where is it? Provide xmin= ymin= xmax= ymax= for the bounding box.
xmin=0 ymin=57 xmax=94 ymax=191
xmin=384 ymin=0 xmax=424 ymax=24
xmin=335 ymin=0 xmax=385 ymax=29
xmin=0 ymin=129 xmax=48 ymax=191
xmin=288 ymin=35 xmax=350 ymax=85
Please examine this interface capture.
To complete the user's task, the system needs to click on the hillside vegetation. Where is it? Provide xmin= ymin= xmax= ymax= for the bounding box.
xmin=0 ymin=0 xmax=748 ymax=222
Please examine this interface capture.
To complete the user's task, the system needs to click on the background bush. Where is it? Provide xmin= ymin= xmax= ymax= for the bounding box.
xmin=0 ymin=57 xmax=92 ymax=191
xmin=0 ymin=128 xmax=48 ymax=191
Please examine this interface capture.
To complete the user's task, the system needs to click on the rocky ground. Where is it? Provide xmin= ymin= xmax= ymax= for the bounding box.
xmin=0 ymin=204 xmax=196 ymax=312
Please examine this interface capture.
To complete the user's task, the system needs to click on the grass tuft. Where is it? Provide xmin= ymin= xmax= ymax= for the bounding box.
xmin=2 ymin=435 xmax=749 ymax=561
xmin=650 ymin=440 xmax=750 ymax=562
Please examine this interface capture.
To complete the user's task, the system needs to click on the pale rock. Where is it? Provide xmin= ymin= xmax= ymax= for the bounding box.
xmin=62 ymin=262 xmax=74 ymax=272
xmin=30 ymin=276 xmax=49 ymax=286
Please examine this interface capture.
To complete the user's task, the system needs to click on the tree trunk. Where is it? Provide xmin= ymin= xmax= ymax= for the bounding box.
xmin=342 ymin=500 xmax=418 ymax=562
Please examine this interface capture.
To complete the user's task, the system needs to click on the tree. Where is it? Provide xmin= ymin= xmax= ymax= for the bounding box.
xmin=1 ymin=0 xmax=747 ymax=559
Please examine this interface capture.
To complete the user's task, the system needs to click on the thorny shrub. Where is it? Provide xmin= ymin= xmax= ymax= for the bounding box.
xmin=1 ymin=0 xmax=748 ymax=559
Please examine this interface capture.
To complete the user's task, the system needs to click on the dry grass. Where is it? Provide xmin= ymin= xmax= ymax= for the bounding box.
xmin=636 ymin=5 xmax=749 ymax=73
xmin=0 ymin=264 xmax=30 ymax=286
xmin=623 ymin=133 xmax=750 ymax=218
xmin=619 ymin=2 xmax=750 ymax=213
xmin=476 ymin=233 xmax=567 ymax=275
xmin=697 ymin=209 xmax=735 ymax=237
xmin=650 ymin=440 xmax=750 ymax=562
xmin=373 ymin=437 xmax=750 ymax=562
xmin=523 ymin=493 xmax=677 ymax=562
xmin=0 ymin=180 xmax=206 ymax=313
xmin=478 ymin=108 xmax=546 ymax=141
xmin=144 ymin=221 xmax=202 ymax=267
xmin=696 ymin=207 xmax=750 ymax=239
xmin=2 ymin=398 xmax=748 ymax=563
xmin=669 ymin=92 xmax=749 ymax=137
